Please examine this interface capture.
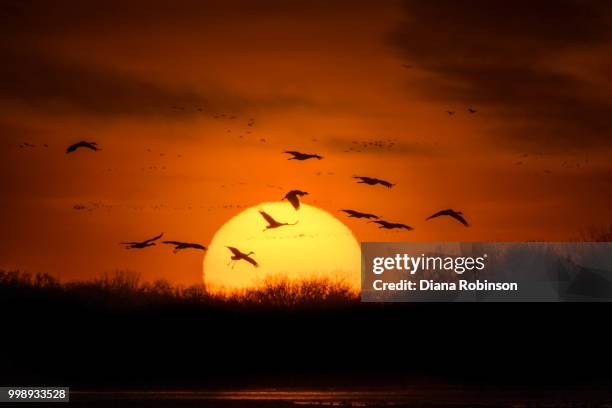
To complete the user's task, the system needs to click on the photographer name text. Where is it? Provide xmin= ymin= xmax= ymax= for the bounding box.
xmin=370 ymin=254 xmax=518 ymax=292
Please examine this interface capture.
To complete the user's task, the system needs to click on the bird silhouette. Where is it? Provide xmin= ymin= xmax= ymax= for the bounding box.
xmin=163 ymin=241 xmax=207 ymax=253
xmin=353 ymin=176 xmax=394 ymax=188
xmin=426 ymin=209 xmax=469 ymax=226
xmin=446 ymin=110 xmax=456 ymax=116
xmin=226 ymin=246 xmax=258 ymax=268
xmin=370 ymin=221 xmax=413 ymax=230
xmin=120 ymin=233 xmax=163 ymax=249
xmin=259 ymin=210 xmax=298 ymax=231
xmin=467 ymin=108 xmax=478 ymax=114
xmin=284 ymin=151 xmax=323 ymax=160
xmin=283 ymin=190 xmax=308 ymax=210
xmin=66 ymin=141 xmax=100 ymax=153
xmin=340 ymin=209 xmax=380 ymax=219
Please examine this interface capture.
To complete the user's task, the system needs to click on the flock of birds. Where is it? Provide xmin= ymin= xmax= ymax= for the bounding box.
xmin=9 ymin=59 xmax=600 ymax=276
xmin=51 ymin=101 xmax=593 ymax=272
xmin=61 ymin=138 xmax=470 ymax=269
xmin=35 ymin=95 xmax=585 ymax=271
xmin=121 ymin=233 xmax=206 ymax=253
xmin=119 ymin=232 xmax=257 ymax=267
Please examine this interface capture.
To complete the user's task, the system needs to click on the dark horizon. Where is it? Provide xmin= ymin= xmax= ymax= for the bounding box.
xmin=3 ymin=268 xmax=612 ymax=392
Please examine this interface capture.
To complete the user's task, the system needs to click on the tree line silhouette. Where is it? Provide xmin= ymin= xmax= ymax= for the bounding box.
xmin=0 ymin=270 xmax=358 ymax=312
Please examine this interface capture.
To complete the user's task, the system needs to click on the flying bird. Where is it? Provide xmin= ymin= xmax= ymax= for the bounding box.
xmin=284 ymin=151 xmax=323 ymax=161
xmin=66 ymin=141 xmax=100 ymax=153
xmin=426 ymin=209 xmax=469 ymax=226
xmin=467 ymin=108 xmax=478 ymax=114
xmin=163 ymin=241 xmax=207 ymax=253
xmin=446 ymin=110 xmax=456 ymax=116
xmin=120 ymin=233 xmax=163 ymax=249
xmin=370 ymin=221 xmax=413 ymax=230
xmin=283 ymin=190 xmax=308 ymax=210
xmin=226 ymin=246 xmax=258 ymax=268
xmin=340 ymin=209 xmax=379 ymax=219
xmin=259 ymin=210 xmax=298 ymax=231
xmin=353 ymin=176 xmax=394 ymax=188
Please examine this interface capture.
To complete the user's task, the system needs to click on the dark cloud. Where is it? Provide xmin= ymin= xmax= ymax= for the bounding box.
xmin=0 ymin=0 xmax=325 ymax=118
xmin=0 ymin=46 xmax=320 ymax=119
xmin=0 ymin=48 xmax=209 ymax=117
xmin=390 ymin=0 xmax=612 ymax=150
xmin=0 ymin=1 xmax=205 ymax=116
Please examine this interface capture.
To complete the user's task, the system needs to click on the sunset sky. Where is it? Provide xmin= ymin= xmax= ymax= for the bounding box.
xmin=1 ymin=0 xmax=611 ymax=285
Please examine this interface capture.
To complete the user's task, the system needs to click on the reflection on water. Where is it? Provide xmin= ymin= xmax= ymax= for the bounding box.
xmin=71 ymin=388 xmax=612 ymax=407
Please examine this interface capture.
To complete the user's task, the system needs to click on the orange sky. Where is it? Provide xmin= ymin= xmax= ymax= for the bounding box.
xmin=1 ymin=0 xmax=611 ymax=284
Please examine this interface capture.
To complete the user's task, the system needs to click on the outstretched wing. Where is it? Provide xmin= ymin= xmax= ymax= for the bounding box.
xmin=450 ymin=212 xmax=469 ymax=226
xmin=245 ymin=256 xmax=259 ymax=267
xmin=284 ymin=151 xmax=300 ymax=157
xmin=377 ymin=179 xmax=394 ymax=188
xmin=144 ymin=232 xmax=164 ymax=243
xmin=258 ymin=210 xmax=277 ymax=225
xmin=67 ymin=141 xmax=98 ymax=153
xmin=342 ymin=209 xmax=379 ymax=219
xmin=162 ymin=241 xmax=184 ymax=246
xmin=119 ymin=241 xmax=138 ymax=245
xmin=67 ymin=141 xmax=89 ymax=153
xmin=355 ymin=176 xmax=381 ymax=185
xmin=426 ymin=210 xmax=447 ymax=221
xmin=285 ymin=193 xmax=300 ymax=210
xmin=226 ymin=246 xmax=241 ymax=257
xmin=397 ymin=223 xmax=414 ymax=230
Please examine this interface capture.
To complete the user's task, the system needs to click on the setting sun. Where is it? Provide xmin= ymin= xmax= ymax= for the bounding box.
xmin=203 ymin=202 xmax=360 ymax=291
